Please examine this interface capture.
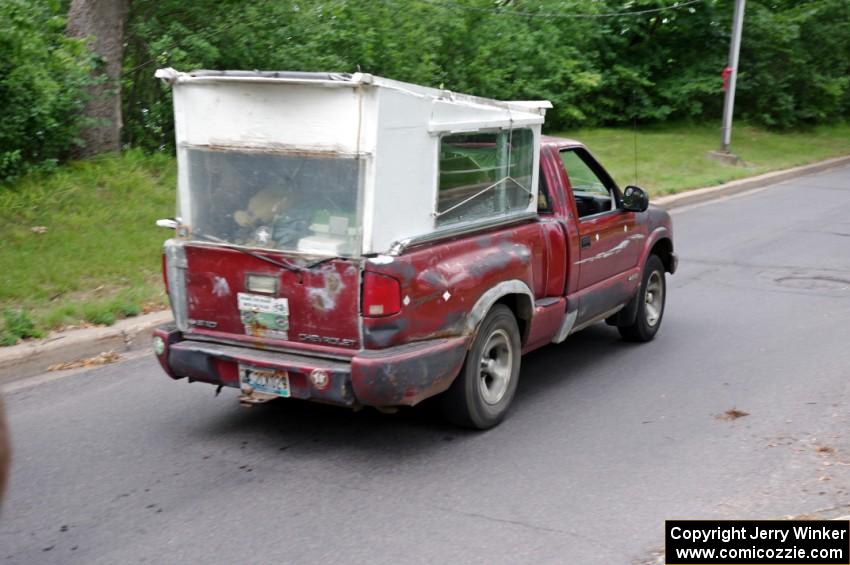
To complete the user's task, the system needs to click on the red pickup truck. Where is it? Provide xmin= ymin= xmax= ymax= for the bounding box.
xmin=151 ymin=70 xmax=676 ymax=429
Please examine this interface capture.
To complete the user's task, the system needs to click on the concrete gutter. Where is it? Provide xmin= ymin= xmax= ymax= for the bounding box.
xmin=2 ymin=154 xmax=849 ymax=386
xmin=0 ymin=310 xmax=172 ymax=385
xmin=652 ymin=154 xmax=850 ymax=209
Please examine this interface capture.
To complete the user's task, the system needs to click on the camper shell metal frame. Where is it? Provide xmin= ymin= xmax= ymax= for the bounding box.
xmin=156 ymin=68 xmax=551 ymax=259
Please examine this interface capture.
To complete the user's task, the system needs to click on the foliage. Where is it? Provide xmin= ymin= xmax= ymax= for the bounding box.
xmin=0 ymin=149 xmax=173 ymax=337
xmin=0 ymin=309 xmax=43 ymax=345
xmin=0 ymin=0 xmax=95 ymax=183
xmin=121 ymin=0 xmax=850 ymax=152
xmin=736 ymin=0 xmax=850 ymax=127
xmin=3 ymin=0 xmax=850 ymax=179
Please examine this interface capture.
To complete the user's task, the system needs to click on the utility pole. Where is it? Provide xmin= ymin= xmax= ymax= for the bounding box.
xmin=719 ymin=0 xmax=746 ymax=157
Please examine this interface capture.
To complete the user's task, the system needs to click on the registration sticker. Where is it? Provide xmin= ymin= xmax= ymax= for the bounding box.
xmin=239 ymin=365 xmax=291 ymax=398
xmin=237 ymin=293 xmax=288 ymax=315
xmin=238 ymin=293 xmax=289 ymax=340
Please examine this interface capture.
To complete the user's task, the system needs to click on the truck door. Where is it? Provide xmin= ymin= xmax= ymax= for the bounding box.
xmin=559 ymin=148 xmax=640 ymax=317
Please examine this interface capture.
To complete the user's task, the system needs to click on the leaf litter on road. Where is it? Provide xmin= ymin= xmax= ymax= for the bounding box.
xmin=47 ymin=350 xmax=121 ymax=371
xmin=716 ymin=408 xmax=750 ymax=421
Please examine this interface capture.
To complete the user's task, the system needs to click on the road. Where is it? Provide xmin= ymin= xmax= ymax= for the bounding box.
xmin=3 ymin=166 xmax=850 ymax=564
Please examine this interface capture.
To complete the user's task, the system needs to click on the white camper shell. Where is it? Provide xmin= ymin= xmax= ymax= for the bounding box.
xmin=156 ymin=68 xmax=551 ymax=257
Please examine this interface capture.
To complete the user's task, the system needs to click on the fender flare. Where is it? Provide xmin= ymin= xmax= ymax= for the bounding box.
xmin=463 ymin=280 xmax=534 ymax=340
xmin=640 ymin=227 xmax=673 ymax=266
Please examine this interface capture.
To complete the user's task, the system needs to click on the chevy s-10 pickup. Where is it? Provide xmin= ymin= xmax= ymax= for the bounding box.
xmin=151 ymin=69 xmax=676 ymax=428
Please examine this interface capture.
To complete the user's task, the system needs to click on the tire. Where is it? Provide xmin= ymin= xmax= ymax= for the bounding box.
xmin=440 ymin=305 xmax=521 ymax=429
xmin=618 ymin=254 xmax=666 ymax=342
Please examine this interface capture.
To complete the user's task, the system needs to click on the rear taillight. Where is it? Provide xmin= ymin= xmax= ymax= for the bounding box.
xmin=362 ymin=272 xmax=401 ymax=317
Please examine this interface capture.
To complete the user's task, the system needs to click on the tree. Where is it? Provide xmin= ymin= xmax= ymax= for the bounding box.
xmin=0 ymin=0 xmax=94 ymax=183
xmin=66 ymin=0 xmax=130 ymax=156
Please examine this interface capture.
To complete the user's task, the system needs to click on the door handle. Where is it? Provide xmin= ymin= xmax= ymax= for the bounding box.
xmin=580 ymin=235 xmax=591 ymax=248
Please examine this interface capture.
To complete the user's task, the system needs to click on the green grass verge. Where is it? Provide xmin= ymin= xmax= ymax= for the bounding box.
xmin=0 ymin=149 xmax=174 ymax=344
xmin=1 ymin=123 xmax=849 ymax=344
xmin=552 ymin=122 xmax=850 ymax=195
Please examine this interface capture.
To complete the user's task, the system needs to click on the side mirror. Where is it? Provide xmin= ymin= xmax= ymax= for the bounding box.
xmin=622 ymin=185 xmax=649 ymax=213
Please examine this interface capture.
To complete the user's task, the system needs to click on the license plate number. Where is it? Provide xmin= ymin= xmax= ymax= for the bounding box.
xmin=239 ymin=365 xmax=291 ymax=397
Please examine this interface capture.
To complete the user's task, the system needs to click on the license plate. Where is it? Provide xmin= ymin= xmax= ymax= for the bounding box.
xmin=239 ymin=365 xmax=291 ymax=397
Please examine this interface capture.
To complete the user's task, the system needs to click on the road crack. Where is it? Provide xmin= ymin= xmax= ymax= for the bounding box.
xmin=429 ymin=503 xmax=631 ymax=558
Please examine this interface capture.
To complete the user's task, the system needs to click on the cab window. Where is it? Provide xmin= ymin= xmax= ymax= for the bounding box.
xmin=560 ymin=149 xmax=616 ymax=218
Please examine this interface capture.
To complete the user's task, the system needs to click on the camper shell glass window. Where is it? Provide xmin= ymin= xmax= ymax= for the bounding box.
xmin=183 ymin=147 xmax=362 ymax=256
xmin=436 ymin=128 xmax=534 ymax=226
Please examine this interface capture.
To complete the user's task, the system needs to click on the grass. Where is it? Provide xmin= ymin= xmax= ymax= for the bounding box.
xmin=1 ymin=122 xmax=849 ymax=344
xmin=0 ymin=149 xmax=174 ymax=344
xmin=551 ymin=122 xmax=850 ymax=196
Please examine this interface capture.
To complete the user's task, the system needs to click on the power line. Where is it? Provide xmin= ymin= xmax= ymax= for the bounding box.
xmin=418 ymin=0 xmax=705 ymax=19
xmin=123 ymin=20 xmax=236 ymax=77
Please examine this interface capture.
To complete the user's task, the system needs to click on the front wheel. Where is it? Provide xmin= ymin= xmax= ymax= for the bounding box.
xmin=618 ymin=254 xmax=666 ymax=342
xmin=440 ymin=305 xmax=521 ymax=429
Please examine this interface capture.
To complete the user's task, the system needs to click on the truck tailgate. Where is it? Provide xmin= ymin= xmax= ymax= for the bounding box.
xmin=181 ymin=244 xmax=361 ymax=351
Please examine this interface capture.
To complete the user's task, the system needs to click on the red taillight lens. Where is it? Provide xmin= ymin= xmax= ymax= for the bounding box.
xmin=362 ymin=272 xmax=402 ymax=317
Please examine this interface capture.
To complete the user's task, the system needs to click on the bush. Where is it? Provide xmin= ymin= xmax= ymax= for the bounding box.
xmin=737 ymin=0 xmax=850 ymax=128
xmin=0 ymin=0 xmax=95 ymax=184
xmin=4 ymin=0 xmax=847 ymax=172
xmin=122 ymin=0 xmax=849 ymax=142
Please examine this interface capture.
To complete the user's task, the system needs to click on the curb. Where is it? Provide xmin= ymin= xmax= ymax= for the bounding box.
xmin=652 ymin=154 xmax=850 ymax=209
xmin=0 ymin=310 xmax=172 ymax=386
xmin=1 ymin=154 xmax=849 ymax=386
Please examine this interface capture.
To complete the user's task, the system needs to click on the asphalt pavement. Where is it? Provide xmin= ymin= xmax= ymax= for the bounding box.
xmin=2 ymin=166 xmax=850 ymax=564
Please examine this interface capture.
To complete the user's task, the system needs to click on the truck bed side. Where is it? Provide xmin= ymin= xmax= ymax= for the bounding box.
xmin=362 ymin=220 xmax=566 ymax=352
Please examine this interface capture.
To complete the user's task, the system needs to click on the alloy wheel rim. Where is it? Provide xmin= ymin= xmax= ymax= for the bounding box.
xmin=478 ymin=329 xmax=513 ymax=405
xmin=645 ymin=271 xmax=664 ymax=326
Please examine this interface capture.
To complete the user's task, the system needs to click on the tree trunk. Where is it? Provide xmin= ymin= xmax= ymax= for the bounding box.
xmin=67 ymin=0 xmax=130 ymax=157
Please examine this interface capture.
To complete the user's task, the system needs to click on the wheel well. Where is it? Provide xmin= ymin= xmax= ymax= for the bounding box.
xmin=650 ymin=238 xmax=674 ymax=273
xmin=494 ymin=294 xmax=532 ymax=344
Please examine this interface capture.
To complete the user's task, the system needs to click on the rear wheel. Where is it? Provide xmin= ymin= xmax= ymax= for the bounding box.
xmin=441 ymin=305 xmax=521 ymax=429
xmin=618 ymin=254 xmax=666 ymax=342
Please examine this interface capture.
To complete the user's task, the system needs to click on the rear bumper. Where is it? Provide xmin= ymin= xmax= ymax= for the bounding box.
xmin=152 ymin=324 xmax=469 ymax=407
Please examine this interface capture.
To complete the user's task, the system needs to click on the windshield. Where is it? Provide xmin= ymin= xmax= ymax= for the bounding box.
xmin=181 ymin=147 xmax=362 ymax=256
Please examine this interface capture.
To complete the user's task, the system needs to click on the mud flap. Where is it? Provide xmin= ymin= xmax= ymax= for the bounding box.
xmin=606 ymin=284 xmax=640 ymax=327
